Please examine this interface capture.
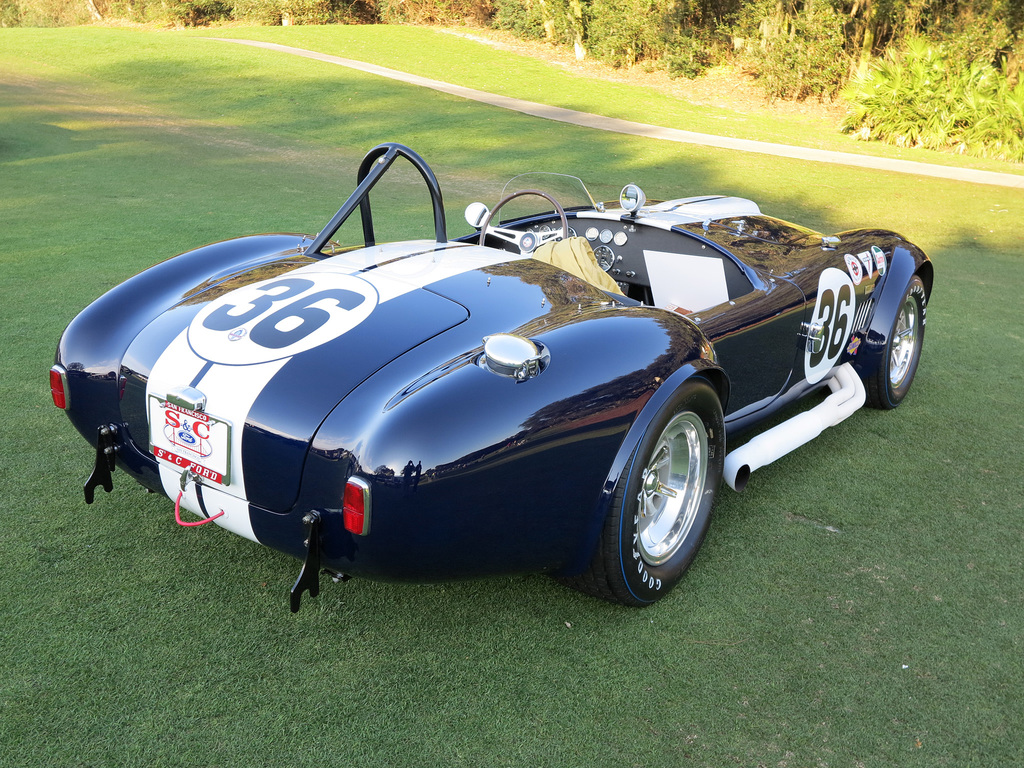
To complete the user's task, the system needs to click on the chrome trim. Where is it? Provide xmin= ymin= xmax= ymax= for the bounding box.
xmin=802 ymin=322 xmax=827 ymax=354
xmin=889 ymin=292 xmax=920 ymax=388
xmin=637 ymin=412 xmax=709 ymax=565
xmin=480 ymin=334 xmax=549 ymax=381
xmin=165 ymin=385 xmax=207 ymax=413
xmin=619 ymin=184 xmax=647 ymax=214
xmin=853 ymin=297 xmax=874 ymax=332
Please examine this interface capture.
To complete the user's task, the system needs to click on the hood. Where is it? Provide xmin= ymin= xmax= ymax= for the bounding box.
xmin=123 ymin=240 xmax=528 ymax=512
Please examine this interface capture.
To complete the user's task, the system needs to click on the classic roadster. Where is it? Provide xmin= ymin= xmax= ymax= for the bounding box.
xmin=50 ymin=143 xmax=932 ymax=610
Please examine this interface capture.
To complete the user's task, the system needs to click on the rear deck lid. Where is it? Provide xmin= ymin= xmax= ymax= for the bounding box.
xmin=129 ymin=242 xmax=501 ymax=513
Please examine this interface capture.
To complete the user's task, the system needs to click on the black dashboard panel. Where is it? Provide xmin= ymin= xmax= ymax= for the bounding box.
xmin=514 ymin=212 xmax=754 ymax=306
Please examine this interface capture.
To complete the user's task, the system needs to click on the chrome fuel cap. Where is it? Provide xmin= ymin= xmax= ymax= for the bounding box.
xmin=481 ymin=334 xmax=549 ymax=381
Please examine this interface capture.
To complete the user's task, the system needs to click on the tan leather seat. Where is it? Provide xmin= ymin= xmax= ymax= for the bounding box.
xmin=532 ymin=237 xmax=624 ymax=295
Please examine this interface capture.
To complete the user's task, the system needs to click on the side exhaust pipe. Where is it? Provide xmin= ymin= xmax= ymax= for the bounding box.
xmin=724 ymin=363 xmax=866 ymax=491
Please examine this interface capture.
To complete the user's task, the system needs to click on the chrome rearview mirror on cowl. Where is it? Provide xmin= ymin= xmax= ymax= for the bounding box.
xmin=619 ymin=184 xmax=646 ymax=214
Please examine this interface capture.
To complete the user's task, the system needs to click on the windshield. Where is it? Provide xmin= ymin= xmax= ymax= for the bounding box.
xmin=495 ymin=173 xmax=602 ymax=220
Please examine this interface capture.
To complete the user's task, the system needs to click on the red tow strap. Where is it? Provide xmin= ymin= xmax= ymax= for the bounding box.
xmin=174 ymin=490 xmax=224 ymax=527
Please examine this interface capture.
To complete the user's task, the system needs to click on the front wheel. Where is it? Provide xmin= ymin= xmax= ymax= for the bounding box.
xmin=563 ymin=379 xmax=725 ymax=606
xmin=866 ymin=275 xmax=927 ymax=409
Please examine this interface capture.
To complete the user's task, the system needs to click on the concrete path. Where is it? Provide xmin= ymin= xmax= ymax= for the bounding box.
xmin=211 ymin=38 xmax=1024 ymax=190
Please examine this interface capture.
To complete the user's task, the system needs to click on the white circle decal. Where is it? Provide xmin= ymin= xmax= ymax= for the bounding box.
xmin=805 ymin=267 xmax=857 ymax=385
xmin=188 ymin=272 xmax=378 ymax=365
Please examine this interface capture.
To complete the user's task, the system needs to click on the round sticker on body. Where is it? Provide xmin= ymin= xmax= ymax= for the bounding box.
xmin=843 ymin=253 xmax=864 ymax=285
xmin=804 ymin=267 xmax=857 ymax=385
xmin=188 ymin=272 xmax=379 ymax=365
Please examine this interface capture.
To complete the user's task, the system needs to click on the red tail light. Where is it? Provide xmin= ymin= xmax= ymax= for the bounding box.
xmin=49 ymin=366 xmax=69 ymax=410
xmin=343 ymin=477 xmax=372 ymax=536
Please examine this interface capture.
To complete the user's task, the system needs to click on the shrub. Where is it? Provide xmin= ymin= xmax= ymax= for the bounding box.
xmin=1 ymin=0 xmax=22 ymax=25
xmin=842 ymin=37 xmax=1024 ymax=162
xmin=664 ymin=33 xmax=716 ymax=79
xmin=734 ymin=0 xmax=849 ymax=100
xmin=168 ymin=0 xmax=231 ymax=26
xmin=491 ymin=0 xmax=544 ymax=39
xmin=528 ymin=0 xmax=584 ymax=48
xmin=492 ymin=0 xmax=719 ymax=75
xmin=2 ymin=0 xmax=91 ymax=25
xmin=586 ymin=0 xmax=663 ymax=68
xmin=232 ymin=0 xmax=372 ymax=25
xmin=375 ymin=0 xmax=493 ymax=25
xmin=231 ymin=0 xmax=282 ymax=23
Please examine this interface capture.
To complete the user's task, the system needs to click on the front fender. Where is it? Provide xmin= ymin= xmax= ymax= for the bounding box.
xmin=852 ymin=238 xmax=932 ymax=381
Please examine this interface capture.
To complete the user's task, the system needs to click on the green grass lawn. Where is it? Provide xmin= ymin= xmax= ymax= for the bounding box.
xmin=1 ymin=25 xmax=1022 ymax=767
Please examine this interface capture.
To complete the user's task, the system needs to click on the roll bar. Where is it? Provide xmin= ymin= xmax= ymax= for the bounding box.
xmin=304 ymin=143 xmax=447 ymax=258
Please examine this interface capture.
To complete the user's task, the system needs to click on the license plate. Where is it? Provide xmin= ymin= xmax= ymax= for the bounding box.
xmin=148 ymin=396 xmax=232 ymax=485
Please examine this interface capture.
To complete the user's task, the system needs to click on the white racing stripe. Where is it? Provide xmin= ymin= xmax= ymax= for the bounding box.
xmin=145 ymin=240 xmax=527 ymax=539
xmin=306 ymin=240 xmax=528 ymax=301
xmin=148 ymin=329 xmax=289 ymax=541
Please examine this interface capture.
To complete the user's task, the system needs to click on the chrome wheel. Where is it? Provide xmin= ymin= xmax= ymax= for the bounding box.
xmin=636 ymin=412 xmax=709 ymax=566
xmin=865 ymin=275 xmax=927 ymax=410
xmin=560 ymin=378 xmax=724 ymax=606
xmin=889 ymin=293 xmax=920 ymax=388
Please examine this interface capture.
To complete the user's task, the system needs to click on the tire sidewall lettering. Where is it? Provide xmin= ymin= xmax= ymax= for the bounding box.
xmin=631 ymin=550 xmax=663 ymax=591
xmin=911 ymin=283 xmax=927 ymax=325
xmin=885 ymin=277 xmax=927 ymax=404
xmin=616 ymin=380 xmax=724 ymax=603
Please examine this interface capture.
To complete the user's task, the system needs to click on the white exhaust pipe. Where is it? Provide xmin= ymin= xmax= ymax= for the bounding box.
xmin=724 ymin=363 xmax=866 ymax=491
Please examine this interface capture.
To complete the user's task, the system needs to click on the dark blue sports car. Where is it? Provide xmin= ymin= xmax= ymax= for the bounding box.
xmin=50 ymin=143 xmax=932 ymax=609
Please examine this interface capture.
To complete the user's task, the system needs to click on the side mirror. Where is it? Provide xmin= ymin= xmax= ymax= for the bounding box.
xmin=465 ymin=202 xmax=490 ymax=229
xmin=619 ymin=184 xmax=646 ymax=214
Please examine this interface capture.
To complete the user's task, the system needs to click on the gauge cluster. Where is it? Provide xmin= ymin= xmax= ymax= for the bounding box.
xmin=522 ymin=220 xmax=640 ymax=276
xmin=533 ymin=223 xmax=578 ymax=240
xmin=581 ymin=224 xmax=634 ymax=277
xmin=519 ymin=216 xmax=649 ymax=297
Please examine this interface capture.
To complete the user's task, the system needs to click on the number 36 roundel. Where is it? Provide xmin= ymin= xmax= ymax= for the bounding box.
xmin=804 ymin=267 xmax=857 ymax=385
xmin=188 ymin=273 xmax=379 ymax=365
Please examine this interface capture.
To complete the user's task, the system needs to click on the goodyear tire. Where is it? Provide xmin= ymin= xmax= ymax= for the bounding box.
xmin=564 ymin=378 xmax=724 ymax=606
xmin=866 ymin=275 xmax=927 ymax=409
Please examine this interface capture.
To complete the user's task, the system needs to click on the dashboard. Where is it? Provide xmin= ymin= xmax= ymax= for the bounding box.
xmin=510 ymin=212 xmax=752 ymax=306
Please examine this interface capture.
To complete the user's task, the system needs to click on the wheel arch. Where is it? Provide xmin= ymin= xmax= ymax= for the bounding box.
xmin=852 ymin=239 xmax=931 ymax=383
xmin=915 ymin=257 xmax=935 ymax=300
xmin=557 ymin=359 xmax=729 ymax=579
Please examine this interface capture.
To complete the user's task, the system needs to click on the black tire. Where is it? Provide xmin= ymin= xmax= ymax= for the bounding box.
xmin=866 ymin=275 xmax=927 ymax=409
xmin=563 ymin=378 xmax=725 ymax=607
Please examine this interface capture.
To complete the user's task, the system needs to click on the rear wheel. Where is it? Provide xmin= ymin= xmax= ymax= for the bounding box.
xmin=563 ymin=379 xmax=724 ymax=606
xmin=866 ymin=275 xmax=927 ymax=409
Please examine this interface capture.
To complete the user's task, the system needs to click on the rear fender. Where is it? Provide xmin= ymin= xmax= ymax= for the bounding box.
xmin=56 ymin=235 xmax=310 ymax=447
xmin=283 ymin=303 xmax=722 ymax=580
xmin=557 ymin=359 xmax=729 ymax=578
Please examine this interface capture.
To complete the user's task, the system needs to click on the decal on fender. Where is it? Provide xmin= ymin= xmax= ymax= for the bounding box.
xmin=843 ymin=253 xmax=864 ymax=285
xmin=188 ymin=272 xmax=379 ymax=365
xmin=857 ymin=250 xmax=874 ymax=278
xmin=871 ymin=245 xmax=887 ymax=276
xmin=805 ymin=267 xmax=857 ymax=385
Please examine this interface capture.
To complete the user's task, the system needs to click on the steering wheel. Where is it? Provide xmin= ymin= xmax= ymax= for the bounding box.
xmin=478 ymin=189 xmax=569 ymax=254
